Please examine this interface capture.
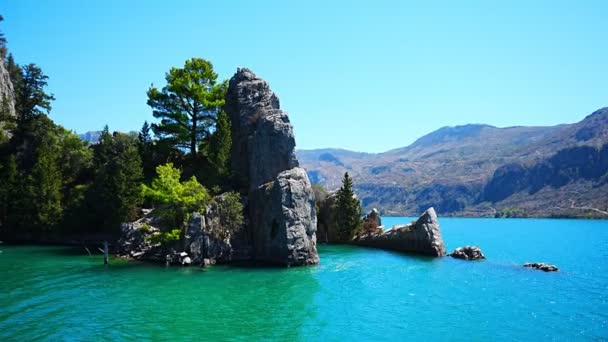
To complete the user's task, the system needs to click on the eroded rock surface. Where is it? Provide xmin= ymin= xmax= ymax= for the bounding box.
xmin=226 ymin=68 xmax=298 ymax=191
xmin=353 ymin=207 xmax=446 ymax=257
xmin=449 ymin=246 xmax=485 ymax=260
xmin=249 ymin=168 xmax=319 ymax=266
xmin=226 ymin=68 xmax=319 ymax=266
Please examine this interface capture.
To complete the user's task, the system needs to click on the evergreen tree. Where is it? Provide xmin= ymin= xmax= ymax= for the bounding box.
xmin=26 ymin=133 xmax=63 ymax=230
xmin=138 ymin=121 xmax=155 ymax=181
xmin=207 ymin=110 xmax=232 ymax=185
xmin=0 ymin=155 xmax=17 ymax=231
xmin=335 ymin=172 xmax=362 ymax=241
xmin=16 ymin=64 xmax=55 ymax=124
xmin=0 ymin=15 xmax=7 ymax=59
xmin=147 ymin=58 xmax=227 ymax=156
xmin=90 ymin=129 xmax=143 ymax=233
xmin=6 ymin=54 xmax=21 ymax=88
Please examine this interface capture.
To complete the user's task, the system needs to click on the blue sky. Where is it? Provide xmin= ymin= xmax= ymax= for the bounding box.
xmin=3 ymin=0 xmax=607 ymax=152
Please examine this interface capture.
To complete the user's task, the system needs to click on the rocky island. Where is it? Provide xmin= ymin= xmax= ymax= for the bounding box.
xmin=119 ymin=68 xmax=319 ymax=267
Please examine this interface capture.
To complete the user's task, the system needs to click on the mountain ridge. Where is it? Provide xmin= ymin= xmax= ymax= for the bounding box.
xmin=298 ymin=107 xmax=608 ymax=218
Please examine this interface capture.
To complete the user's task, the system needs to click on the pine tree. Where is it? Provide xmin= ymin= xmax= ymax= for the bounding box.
xmin=90 ymin=129 xmax=143 ymax=233
xmin=147 ymin=58 xmax=227 ymax=156
xmin=16 ymin=64 xmax=55 ymax=124
xmin=0 ymin=15 xmax=7 ymax=59
xmin=138 ymin=121 xmax=155 ymax=181
xmin=335 ymin=172 xmax=362 ymax=242
xmin=207 ymin=110 xmax=232 ymax=182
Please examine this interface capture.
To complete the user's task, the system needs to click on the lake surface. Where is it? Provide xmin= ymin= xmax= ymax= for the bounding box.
xmin=1 ymin=218 xmax=607 ymax=341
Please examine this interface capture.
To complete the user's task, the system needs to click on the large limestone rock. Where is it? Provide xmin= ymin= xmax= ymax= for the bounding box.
xmin=0 ymin=62 xmax=15 ymax=116
xmin=249 ymin=168 xmax=319 ymax=266
xmin=353 ymin=207 xmax=446 ymax=257
xmin=0 ymin=62 xmax=16 ymax=135
xmin=226 ymin=68 xmax=319 ymax=266
xmin=226 ymin=68 xmax=299 ymax=191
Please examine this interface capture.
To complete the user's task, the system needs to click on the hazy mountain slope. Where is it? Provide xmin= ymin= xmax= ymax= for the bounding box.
xmin=298 ymin=107 xmax=608 ymax=218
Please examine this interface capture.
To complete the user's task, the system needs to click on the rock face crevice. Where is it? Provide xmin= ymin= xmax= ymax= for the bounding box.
xmin=353 ymin=207 xmax=446 ymax=257
xmin=226 ymin=68 xmax=319 ymax=266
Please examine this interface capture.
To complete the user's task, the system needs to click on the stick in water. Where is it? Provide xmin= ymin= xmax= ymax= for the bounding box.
xmin=103 ymin=241 xmax=109 ymax=265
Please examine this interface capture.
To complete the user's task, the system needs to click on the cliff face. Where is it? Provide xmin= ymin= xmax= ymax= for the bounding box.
xmin=353 ymin=208 xmax=446 ymax=257
xmin=0 ymin=61 xmax=16 ymax=132
xmin=226 ymin=68 xmax=319 ymax=266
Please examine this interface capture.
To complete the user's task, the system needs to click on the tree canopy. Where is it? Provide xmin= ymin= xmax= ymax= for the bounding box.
xmin=147 ymin=58 xmax=227 ymax=156
xmin=335 ymin=172 xmax=362 ymax=241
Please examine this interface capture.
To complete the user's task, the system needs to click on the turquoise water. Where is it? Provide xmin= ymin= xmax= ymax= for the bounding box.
xmin=1 ymin=218 xmax=607 ymax=341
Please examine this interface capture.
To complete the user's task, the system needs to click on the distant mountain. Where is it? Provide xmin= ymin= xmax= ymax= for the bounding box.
xmin=298 ymin=107 xmax=608 ymax=218
xmin=78 ymin=131 xmax=102 ymax=144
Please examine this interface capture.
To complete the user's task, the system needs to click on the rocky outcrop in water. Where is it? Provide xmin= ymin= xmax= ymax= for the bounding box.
xmin=226 ymin=68 xmax=319 ymax=266
xmin=363 ymin=208 xmax=382 ymax=228
xmin=119 ymin=203 xmax=235 ymax=266
xmin=449 ymin=246 xmax=485 ymax=260
xmin=524 ymin=262 xmax=559 ymax=272
xmin=353 ymin=207 xmax=446 ymax=257
xmin=249 ymin=168 xmax=319 ymax=266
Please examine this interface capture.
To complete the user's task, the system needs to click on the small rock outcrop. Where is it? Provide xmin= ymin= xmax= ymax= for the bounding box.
xmin=363 ymin=208 xmax=382 ymax=228
xmin=119 ymin=202 xmax=236 ymax=266
xmin=353 ymin=207 xmax=446 ymax=257
xmin=449 ymin=246 xmax=485 ymax=260
xmin=524 ymin=262 xmax=559 ymax=272
xmin=226 ymin=68 xmax=319 ymax=266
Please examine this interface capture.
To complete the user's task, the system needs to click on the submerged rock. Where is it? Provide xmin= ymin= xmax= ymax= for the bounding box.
xmin=524 ymin=262 xmax=559 ymax=272
xmin=353 ymin=208 xmax=446 ymax=257
xmin=449 ymin=246 xmax=485 ymax=260
xmin=226 ymin=68 xmax=319 ymax=266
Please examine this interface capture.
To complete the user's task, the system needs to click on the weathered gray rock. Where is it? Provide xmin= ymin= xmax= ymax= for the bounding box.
xmin=226 ymin=68 xmax=319 ymax=267
xmin=0 ymin=62 xmax=15 ymax=118
xmin=0 ymin=62 xmax=16 ymax=137
xmin=449 ymin=246 xmax=485 ymax=260
xmin=363 ymin=208 xmax=382 ymax=227
xmin=183 ymin=211 xmax=233 ymax=265
xmin=119 ymin=202 xmax=235 ymax=266
xmin=226 ymin=68 xmax=299 ymax=191
xmin=249 ymin=168 xmax=319 ymax=266
xmin=353 ymin=207 xmax=446 ymax=257
xmin=315 ymin=191 xmax=339 ymax=243
xmin=524 ymin=262 xmax=559 ymax=272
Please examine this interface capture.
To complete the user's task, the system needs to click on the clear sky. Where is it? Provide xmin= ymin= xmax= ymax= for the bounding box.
xmin=3 ymin=0 xmax=607 ymax=152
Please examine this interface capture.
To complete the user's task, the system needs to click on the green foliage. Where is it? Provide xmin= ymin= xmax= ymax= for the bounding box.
xmin=149 ymin=228 xmax=181 ymax=246
xmin=147 ymin=58 xmax=227 ymax=156
xmin=0 ymin=15 xmax=7 ymax=59
xmin=142 ymin=163 xmax=210 ymax=227
xmin=211 ymin=192 xmax=243 ymax=240
xmin=206 ymin=110 xmax=232 ymax=183
xmin=16 ymin=64 xmax=55 ymax=124
xmin=90 ymin=128 xmax=143 ymax=233
xmin=335 ymin=172 xmax=362 ymax=241
xmin=495 ymin=208 xmax=526 ymax=218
